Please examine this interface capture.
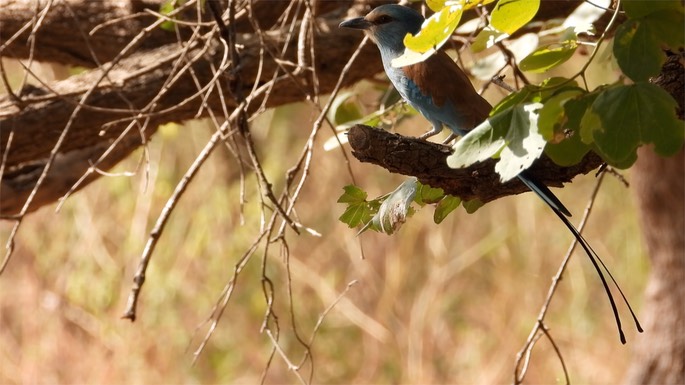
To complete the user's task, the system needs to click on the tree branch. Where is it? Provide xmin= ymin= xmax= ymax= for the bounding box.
xmin=347 ymin=124 xmax=603 ymax=203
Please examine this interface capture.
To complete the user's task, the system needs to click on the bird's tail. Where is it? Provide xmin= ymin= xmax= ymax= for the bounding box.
xmin=518 ymin=171 xmax=572 ymax=217
xmin=517 ymin=172 xmax=643 ymax=344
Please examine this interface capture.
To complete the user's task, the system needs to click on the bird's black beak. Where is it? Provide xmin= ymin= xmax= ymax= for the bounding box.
xmin=339 ymin=17 xmax=372 ymax=30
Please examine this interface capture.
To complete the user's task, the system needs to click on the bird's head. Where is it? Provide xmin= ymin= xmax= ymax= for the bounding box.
xmin=339 ymin=5 xmax=424 ymax=54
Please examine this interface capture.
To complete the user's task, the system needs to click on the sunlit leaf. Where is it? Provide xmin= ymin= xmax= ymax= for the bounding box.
xmin=537 ymin=77 xmax=579 ymax=100
xmin=426 ymin=0 xmax=449 ymax=12
xmin=404 ymin=5 xmax=463 ymax=52
xmin=490 ymin=0 xmax=540 ymax=34
xmin=519 ymin=40 xmax=578 ymax=73
xmin=339 ymin=203 xmax=372 ymax=229
xmin=471 ymin=25 xmax=508 ymax=53
xmin=393 ymin=5 xmax=464 ymax=67
xmin=494 ymin=103 xmax=546 ymax=181
xmin=490 ymin=85 xmax=536 ymax=115
xmin=448 ymin=103 xmax=546 ymax=182
xmin=464 ymin=0 xmax=497 ymax=9
xmin=561 ymin=0 xmax=608 ymax=33
xmin=160 ymin=0 xmax=180 ymax=31
xmin=338 ymin=185 xmax=382 ymax=231
xmin=337 ymin=185 xmax=367 ymax=204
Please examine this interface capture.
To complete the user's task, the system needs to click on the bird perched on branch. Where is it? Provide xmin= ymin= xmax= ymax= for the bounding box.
xmin=340 ymin=4 xmax=641 ymax=343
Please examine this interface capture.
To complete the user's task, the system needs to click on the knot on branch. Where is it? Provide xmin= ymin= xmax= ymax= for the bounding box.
xmin=347 ymin=124 xmax=603 ymax=203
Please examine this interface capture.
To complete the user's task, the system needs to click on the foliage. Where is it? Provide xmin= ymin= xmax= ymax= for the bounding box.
xmin=338 ymin=0 xmax=684 ymax=233
xmin=338 ymin=179 xmax=464 ymax=235
xmin=447 ymin=0 xmax=684 ymax=173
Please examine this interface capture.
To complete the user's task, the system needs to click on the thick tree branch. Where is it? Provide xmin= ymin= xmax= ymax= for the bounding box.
xmin=0 ymin=0 xmax=598 ymax=216
xmin=0 ymin=16 xmax=382 ymax=215
xmin=347 ymin=124 xmax=603 ymax=203
xmin=0 ymin=0 xmax=355 ymax=67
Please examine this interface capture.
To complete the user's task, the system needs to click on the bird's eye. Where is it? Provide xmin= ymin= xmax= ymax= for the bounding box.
xmin=374 ymin=15 xmax=393 ymax=24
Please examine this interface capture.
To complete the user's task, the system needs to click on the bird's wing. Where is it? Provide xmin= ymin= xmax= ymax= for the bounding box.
xmin=402 ymin=51 xmax=492 ymax=131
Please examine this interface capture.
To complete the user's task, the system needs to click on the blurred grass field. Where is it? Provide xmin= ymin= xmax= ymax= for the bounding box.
xmin=0 ymin=60 xmax=648 ymax=384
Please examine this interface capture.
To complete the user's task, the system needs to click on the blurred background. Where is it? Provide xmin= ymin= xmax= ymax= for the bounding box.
xmin=0 ymin=53 xmax=648 ymax=384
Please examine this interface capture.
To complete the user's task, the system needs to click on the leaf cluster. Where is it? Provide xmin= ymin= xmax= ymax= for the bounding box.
xmin=338 ymin=0 xmax=684 ymax=233
xmin=338 ymin=180 xmax=478 ymax=235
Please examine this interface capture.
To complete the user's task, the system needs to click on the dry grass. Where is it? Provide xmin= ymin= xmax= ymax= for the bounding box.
xmin=0 ymin=57 xmax=648 ymax=384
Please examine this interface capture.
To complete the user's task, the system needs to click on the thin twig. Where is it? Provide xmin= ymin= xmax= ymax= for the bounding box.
xmin=121 ymin=123 xmax=227 ymax=321
xmin=538 ymin=321 xmax=570 ymax=385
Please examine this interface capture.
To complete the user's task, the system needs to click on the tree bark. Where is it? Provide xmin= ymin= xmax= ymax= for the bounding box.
xmin=0 ymin=1 xmax=384 ymax=215
xmin=347 ymin=124 xmax=602 ymax=203
xmin=624 ymin=53 xmax=685 ymax=385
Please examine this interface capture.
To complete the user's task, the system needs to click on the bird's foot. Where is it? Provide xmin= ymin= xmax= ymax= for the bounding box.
xmin=417 ymin=127 xmax=443 ymax=140
xmin=441 ymin=133 xmax=458 ymax=145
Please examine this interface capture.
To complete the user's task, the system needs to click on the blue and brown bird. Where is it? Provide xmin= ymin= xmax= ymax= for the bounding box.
xmin=340 ymin=4 xmax=641 ymax=343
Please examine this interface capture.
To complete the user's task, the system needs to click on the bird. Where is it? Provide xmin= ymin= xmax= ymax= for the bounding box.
xmin=340 ymin=4 xmax=641 ymax=343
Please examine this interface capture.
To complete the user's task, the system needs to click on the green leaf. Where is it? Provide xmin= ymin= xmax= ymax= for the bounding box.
xmin=339 ymin=203 xmax=371 ymax=229
xmin=337 ymin=185 xmax=367 ymax=203
xmin=614 ymin=19 xmax=664 ymax=81
xmin=642 ymin=10 xmax=685 ymax=49
xmin=337 ymin=185 xmax=383 ymax=231
xmin=538 ymin=77 xmax=579 ymax=100
xmin=160 ymin=0 xmax=178 ymax=31
xmin=633 ymin=84 xmax=685 ymax=157
xmin=582 ymin=83 xmax=684 ymax=168
xmin=544 ymin=130 xmax=591 ymax=166
xmin=327 ymin=92 xmax=363 ymax=126
xmin=490 ymin=0 xmax=540 ymax=34
xmin=415 ymin=183 xmax=446 ymax=205
xmin=490 ymin=85 xmax=537 ymax=115
xmin=519 ymin=40 xmax=578 ymax=73
xmin=434 ymin=195 xmax=461 ymax=224
xmin=542 ymin=93 xmax=592 ymax=166
xmin=623 ymin=0 xmax=684 ymax=19
xmin=462 ymin=199 xmax=484 ymax=214
xmin=538 ymin=89 xmax=584 ymax=140
xmin=613 ymin=10 xmax=684 ymax=81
